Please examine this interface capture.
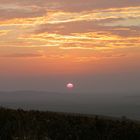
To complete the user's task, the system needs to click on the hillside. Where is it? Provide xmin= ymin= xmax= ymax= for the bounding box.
xmin=0 ymin=107 xmax=140 ymax=140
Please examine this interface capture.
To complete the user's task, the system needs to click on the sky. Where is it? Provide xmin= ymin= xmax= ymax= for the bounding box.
xmin=0 ymin=0 xmax=140 ymax=93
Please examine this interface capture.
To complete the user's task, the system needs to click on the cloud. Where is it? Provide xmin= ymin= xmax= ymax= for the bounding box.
xmin=1 ymin=53 xmax=43 ymax=58
xmin=0 ymin=5 xmax=139 ymax=29
xmin=0 ymin=0 xmax=139 ymax=12
xmin=58 ymin=0 xmax=140 ymax=12
xmin=20 ymin=29 xmax=140 ymax=53
xmin=34 ymin=20 xmax=140 ymax=37
xmin=36 ymin=7 xmax=139 ymax=25
xmin=0 ymin=5 xmax=46 ymax=20
xmin=0 ymin=30 xmax=10 ymax=36
xmin=59 ymin=46 xmax=94 ymax=50
xmin=0 ymin=0 xmax=139 ymax=62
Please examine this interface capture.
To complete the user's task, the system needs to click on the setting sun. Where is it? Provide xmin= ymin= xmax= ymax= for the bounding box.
xmin=66 ymin=83 xmax=74 ymax=89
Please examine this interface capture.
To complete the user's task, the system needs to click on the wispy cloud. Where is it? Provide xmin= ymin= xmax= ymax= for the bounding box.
xmin=0 ymin=30 xmax=10 ymax=36
xmin=0 ymin=0 xmax=139 ymax=63
xmin=1 ymin=53 xmax=43 ymax=58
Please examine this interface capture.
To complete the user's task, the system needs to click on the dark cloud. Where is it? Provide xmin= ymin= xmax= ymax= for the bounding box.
xmin=34 ymin=20 xmax=140 ymax=37
xmin=109 ymin=26 xmax=140 ymax=37
xmin=0 ymin=0 xmax=139 ymax=12
xmin=0 ymin=0 xmax=139 ymax=20
xmin=58 ymin=0 xmax=140 ymax=12
xmin=0 ymin=8 xmax=46 ymax=20
xmin=33 ymin=20 xmax=115 ymax=34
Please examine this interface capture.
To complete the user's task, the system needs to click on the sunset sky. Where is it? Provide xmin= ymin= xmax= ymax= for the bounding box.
xmin=0 ymin=0 xmax=140 ymax=92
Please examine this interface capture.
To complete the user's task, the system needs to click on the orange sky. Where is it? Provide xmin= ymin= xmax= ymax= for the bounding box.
xmin=0 ymin=0 xmax=140 ymax=78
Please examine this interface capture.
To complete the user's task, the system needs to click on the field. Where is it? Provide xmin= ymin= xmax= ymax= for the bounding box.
xmin=0 ymin=107 xmax=140 ymax=140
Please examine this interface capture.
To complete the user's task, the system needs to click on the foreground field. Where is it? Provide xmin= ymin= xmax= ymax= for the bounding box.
xmin=0 ymin=107 xmax=140 ymax=140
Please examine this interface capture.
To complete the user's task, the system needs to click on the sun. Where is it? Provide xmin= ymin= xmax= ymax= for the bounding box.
xmin=66 ymin=83 xmax=74 ymax=89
